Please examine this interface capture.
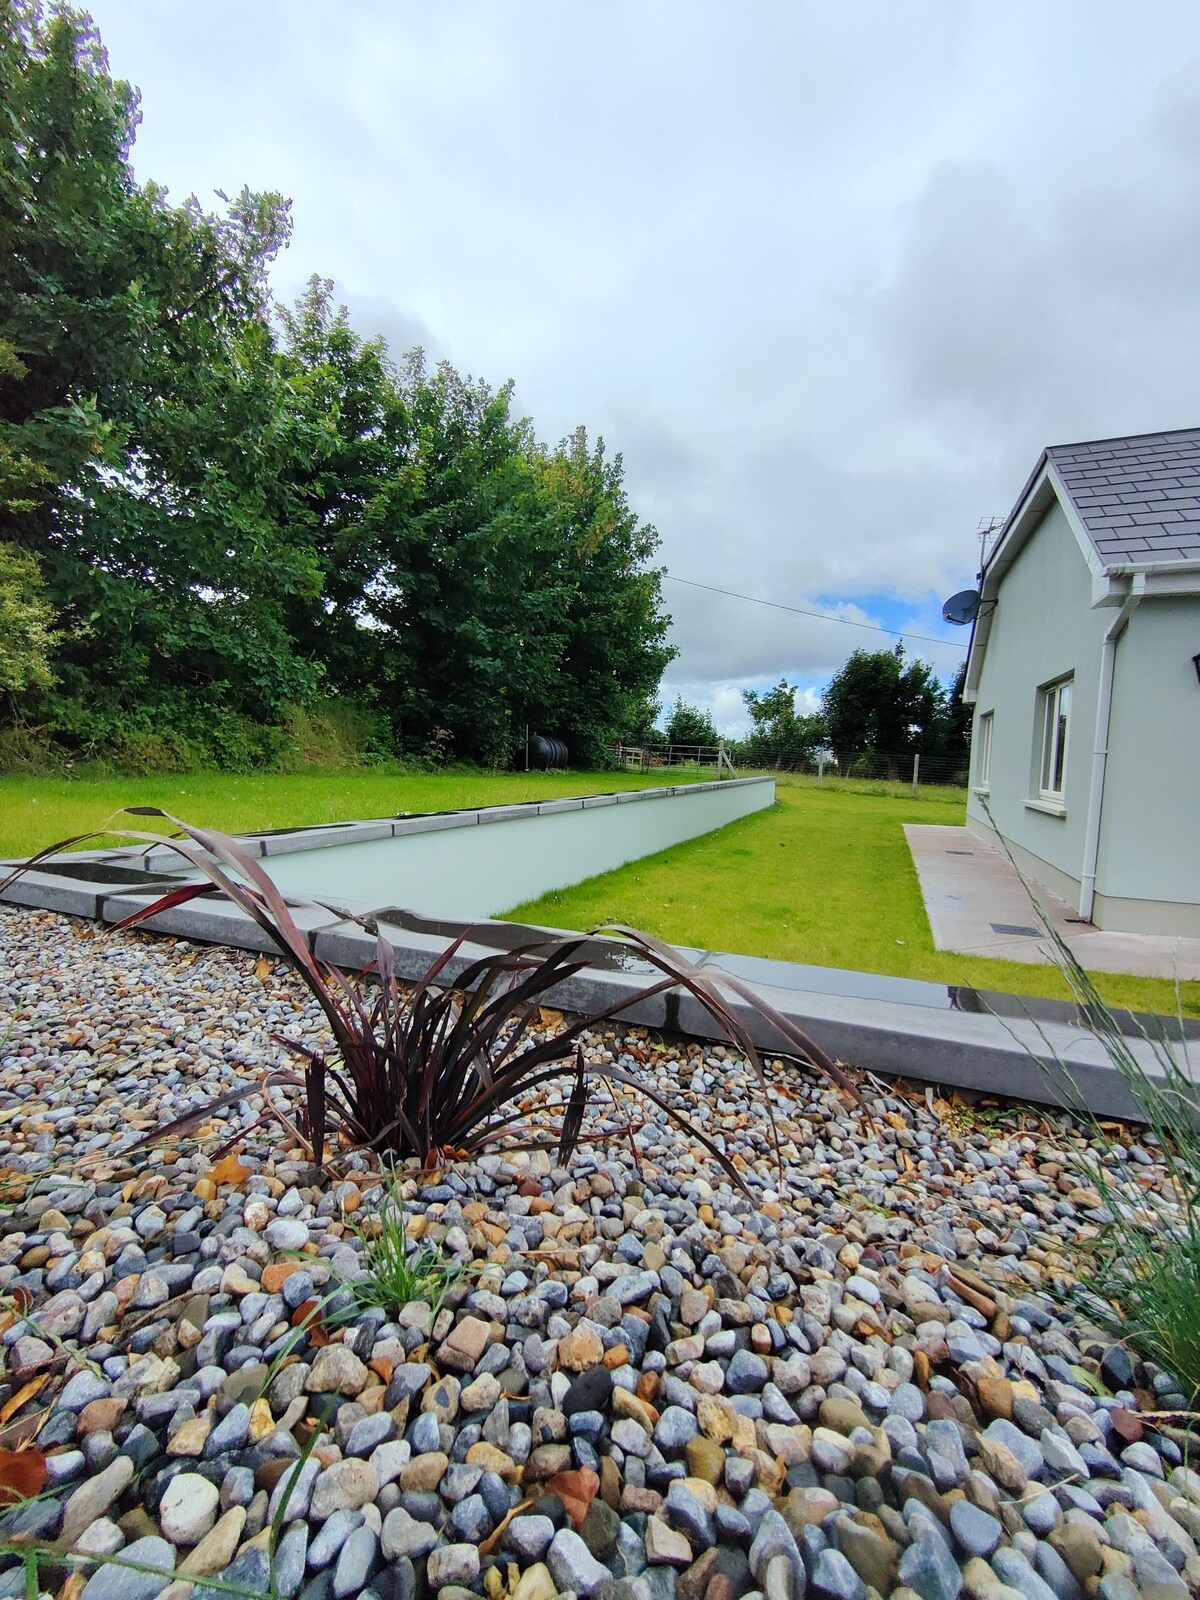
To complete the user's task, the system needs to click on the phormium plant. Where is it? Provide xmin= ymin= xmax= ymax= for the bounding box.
xmin=3 ymin=809 xmax=864 ymax=1187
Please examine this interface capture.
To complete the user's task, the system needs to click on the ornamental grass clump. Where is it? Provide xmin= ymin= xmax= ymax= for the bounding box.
xmin=3 ymin=809 xmax=862 ymax=1189
xmin=343 ymin=1179 xmax=470 ymax=1320
xmin=1001 ymin=880 xmax=1200 ymax=1402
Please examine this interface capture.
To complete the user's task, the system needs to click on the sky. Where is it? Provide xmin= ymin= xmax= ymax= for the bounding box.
xmin=83 ymin=1 xmax=1200 ymax=733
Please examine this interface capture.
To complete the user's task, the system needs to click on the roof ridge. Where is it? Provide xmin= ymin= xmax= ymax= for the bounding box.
xmin=1047 ymin=424 xmax=1200 ymax=453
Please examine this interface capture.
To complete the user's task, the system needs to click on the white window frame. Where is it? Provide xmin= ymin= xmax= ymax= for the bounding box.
xmin=975 ymin=711 xmax=993 ymax=792
xmin=1037 ymin=677 xmax=1071 ymax=802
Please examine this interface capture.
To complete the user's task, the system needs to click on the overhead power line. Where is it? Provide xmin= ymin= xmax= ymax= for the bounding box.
xmin=663 ymin=573 xmax=969 ymax=651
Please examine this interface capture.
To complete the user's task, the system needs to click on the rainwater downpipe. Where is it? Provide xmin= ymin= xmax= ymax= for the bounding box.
xmin=1078 ymin=578 xmax=1143 ymax=922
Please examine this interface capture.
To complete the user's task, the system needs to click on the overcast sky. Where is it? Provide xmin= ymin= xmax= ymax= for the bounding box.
xmin=84 ymin=1 xmax=1200 ymax=732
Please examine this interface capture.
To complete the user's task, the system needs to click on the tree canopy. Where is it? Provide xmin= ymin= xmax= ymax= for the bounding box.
xmin=738 ymin=679 xmax=826 ymax=769
xmin=663 ymin=698 xmax=719 ymax=748
xmin=0 ymin=5 xmax=674 ymax=768
xmin=821 ymin=644 xmax=967 ymax=773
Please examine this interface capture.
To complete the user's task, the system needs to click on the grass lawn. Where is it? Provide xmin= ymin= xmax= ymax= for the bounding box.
xmin=507 ymin=774 xmax=1200 ymax=1019
xmin=3 ymin=765 xmax=1193 ymax=1017
xmin=0 ymin=767 xmax=693 ymax=861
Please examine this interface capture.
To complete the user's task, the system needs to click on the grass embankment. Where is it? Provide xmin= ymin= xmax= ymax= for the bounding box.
xmin=0 ymin=768 xmax=692 ymax=861
xmin=508 ymin=775 xmax=1200 ymax=1018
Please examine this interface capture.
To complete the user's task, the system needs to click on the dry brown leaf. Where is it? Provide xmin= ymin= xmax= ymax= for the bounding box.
xmin=545 ymin=1466 xmax=600 ymax=1528
xmin=538 ymin=1007 xmax=564 ymax=1029
xmin=291 ymin=1300 xmax=329 ymax=1347
xmin=0 ymin=1444 xmax=47 ymax=1505
xmin=255 ymin=956 xmax=271 ymax=981
xmin=0 ymin=1375 xmax=49 ymax=1427
xmin=207 ymin=1153 xmax=251 ymax=1188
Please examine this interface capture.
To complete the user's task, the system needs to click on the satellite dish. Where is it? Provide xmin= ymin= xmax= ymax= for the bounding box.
xmin=942 ymin=589 xmax=980 ymax=626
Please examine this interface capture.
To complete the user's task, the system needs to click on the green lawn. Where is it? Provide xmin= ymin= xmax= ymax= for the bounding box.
xmin=0 ymin=767 xmax=692 ymax=861
xmin=507 ymin=775 xmax=1200 ymax=1019
xmin=3 ymin=765 xmax=1193 ymax=1017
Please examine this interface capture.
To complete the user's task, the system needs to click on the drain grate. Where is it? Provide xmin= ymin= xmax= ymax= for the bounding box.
xmin=991 ymin=922 xmax=1041 ymax=937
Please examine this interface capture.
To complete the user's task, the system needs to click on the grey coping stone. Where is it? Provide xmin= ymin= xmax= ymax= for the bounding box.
xmin=260 ymin=820 xmax=395 ymax=855
xmin=582 ymin=793 xmax=621 ymax=807
xmin=391 ymin=811 xmax=479 ymax=835
xmin=477 ymin=804 xmax=542 ymax=825
xmin=536 ymin=798 xmax=586 ymax=814
xmin=97 ymin=893 xmax=334 ymax=955
xmin=0 ymin=871 xmax=101 ymax=918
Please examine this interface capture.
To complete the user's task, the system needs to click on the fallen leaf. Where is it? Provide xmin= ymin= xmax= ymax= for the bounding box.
xmin=207 ymin=1153 xmax=251 ymax=1188
xmin=255 ymin=957 xmax=271 ymax=981
xmin=291 ymin=1300 xmax=329 ymax=1347
xmin=0 ymin=1445 xmax=47 ymax=1505
xmin=0 ymin=1375 xmax=48 ymax=1426
xmin=545 ymin=1466 xmax=600 ymax=1528
xmin=538 ymin=1007 xmax=563 ymax=1029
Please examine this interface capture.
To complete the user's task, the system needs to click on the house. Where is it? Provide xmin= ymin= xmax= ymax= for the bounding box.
xmin=963 ymin=428 xmax=1200 ymax=936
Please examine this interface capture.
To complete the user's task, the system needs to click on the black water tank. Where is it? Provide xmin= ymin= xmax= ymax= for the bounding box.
xmin=528 ymin=734 xmax=568 ymax=769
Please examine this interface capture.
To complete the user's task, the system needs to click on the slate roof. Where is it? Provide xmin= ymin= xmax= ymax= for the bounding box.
xmin=1044 ymin=427 xmax=1200 ymax=567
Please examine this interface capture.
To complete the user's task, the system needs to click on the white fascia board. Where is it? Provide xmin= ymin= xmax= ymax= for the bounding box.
xmin=968 ymin=460 xmax=1107 ymax=698
xmin=1139 ymin=567 xmax=1200 ymax=597
xmin=1043 ymin=460 xmax=1106 ymax=581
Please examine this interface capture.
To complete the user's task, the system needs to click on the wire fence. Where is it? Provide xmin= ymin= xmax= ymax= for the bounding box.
xmin=611 ymin=741 xmax=970 ymax=792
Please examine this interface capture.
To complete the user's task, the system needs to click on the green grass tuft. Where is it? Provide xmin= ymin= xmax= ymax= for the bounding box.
xmin=344 ymin=1182 xmax=471 ymax=1320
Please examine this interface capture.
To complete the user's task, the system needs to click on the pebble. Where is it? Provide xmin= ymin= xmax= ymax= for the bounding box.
xmin=0 ymin=905 xmax=1192 ymax=1600
xmin=80 ymin=1535 xmax=175 ymax=1600
xmin=158 ymin=1473 xmax=219 ymax=1545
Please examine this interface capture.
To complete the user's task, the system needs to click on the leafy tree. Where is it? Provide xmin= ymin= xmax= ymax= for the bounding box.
xmin=821 ymin=644 xmax=945 ymax=767
xmin=617 ymin=694 xmax=663 ymax=746
xmin=664 ymin=697 xmax=719 ymax=747
xmin=524 ymin=428 xmax=674 ymax=766
xmin=2 ymin=2 xmax=306 ymax=755
xmin=274 ymin=293 xmax=675 ymax=766
xmin=739 ymin=679 xmax=825 ymax=769
xmin=0 ymin=544 xmax=56 ymax=692
xmin=935 ymin=658 xmax=972 ymax=755
xmin=0 ymin=8 xmax=676 ymax=770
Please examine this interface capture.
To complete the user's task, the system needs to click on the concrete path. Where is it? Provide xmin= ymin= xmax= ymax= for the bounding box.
xmin=905 ymin=823 xmax=1200 ymax=980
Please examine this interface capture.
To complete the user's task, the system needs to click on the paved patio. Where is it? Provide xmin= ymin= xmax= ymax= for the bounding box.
xmin=905 ymin=824 xmax=1200 ymax=980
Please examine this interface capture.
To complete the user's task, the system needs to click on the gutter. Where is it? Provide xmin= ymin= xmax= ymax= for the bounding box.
xmin=1078 ymin=575 xmax=1144 ymax=922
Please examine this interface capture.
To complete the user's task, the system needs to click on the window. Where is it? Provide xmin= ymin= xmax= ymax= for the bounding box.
xmin=975 ymin=712 xmax=993 ymax=790
xmin=1038 ymin=677 xmax=1071 ymax=800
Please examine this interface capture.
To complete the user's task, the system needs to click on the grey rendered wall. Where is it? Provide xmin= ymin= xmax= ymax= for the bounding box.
xmin=239 ymin=780 xmax=775 ymax=920
xmin=1092 ymin=596 xmax=1200 ymax=934
xmin=966 ymin=500 xmax=1108 ymax=903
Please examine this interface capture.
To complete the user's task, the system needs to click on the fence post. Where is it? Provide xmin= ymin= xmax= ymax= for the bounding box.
xmin=912 ymin=753 xmax=920 ymax=796
xmin=817 ymin=756 xmax=825 ymax=786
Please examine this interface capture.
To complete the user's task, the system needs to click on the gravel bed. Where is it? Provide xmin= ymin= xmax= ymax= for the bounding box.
xmin=0 ymin=906 xmax=1197 ymax=1600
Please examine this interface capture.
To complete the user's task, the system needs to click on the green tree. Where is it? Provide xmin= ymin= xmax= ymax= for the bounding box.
xmin=617 ymin=694 xmax=663 ymax=746
xmin=822 ymin=644 xmax=945 ymax=768
xmin=0 ymin=7 xmax=676 ymax=770
xmin=525 ymin=428 xmax=674 ymax=765
xmin=1 ymin=2 xmax=306 ymax=757
xmin=664 ymin=697 xmax=718 ymax=747
xmin=0 ymin=544 xmax=56 ymax=692
xmin=276 ymin=293 xmax=675 ymax=765
xmin=739 ymin=679 xmax=825 ymax=769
